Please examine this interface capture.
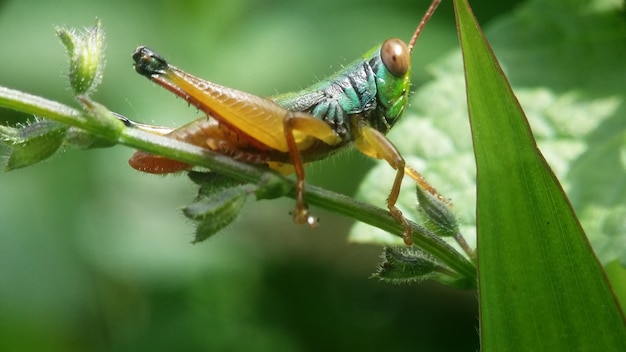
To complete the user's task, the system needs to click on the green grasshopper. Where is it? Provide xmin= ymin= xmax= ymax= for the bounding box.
xmin=126 ymin=0 xmax=442 ymax=245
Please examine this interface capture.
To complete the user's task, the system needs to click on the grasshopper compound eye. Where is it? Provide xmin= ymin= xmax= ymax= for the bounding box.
xmin=381 ymin=38 xmax=410 ymax=78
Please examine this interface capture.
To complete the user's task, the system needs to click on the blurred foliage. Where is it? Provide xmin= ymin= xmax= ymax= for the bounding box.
xmin=0 ymin=0 xmax=529 ymax=351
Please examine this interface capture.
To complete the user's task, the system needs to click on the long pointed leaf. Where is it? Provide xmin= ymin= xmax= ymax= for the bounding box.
xmin=454 ymin=0 xmax=626 ymax=350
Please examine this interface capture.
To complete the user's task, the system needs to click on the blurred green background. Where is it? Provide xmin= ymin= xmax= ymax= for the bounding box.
xmin=0 ymin=0 xmax=522 ymax=350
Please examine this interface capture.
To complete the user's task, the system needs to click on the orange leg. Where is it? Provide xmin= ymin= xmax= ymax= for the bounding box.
xmin=281 ymin=111 xmax=342 ymax=228
xmin=404 ymin=165 xmax=449 ymax=205
xmin=355 ymin=125 xmax=414 ymax=245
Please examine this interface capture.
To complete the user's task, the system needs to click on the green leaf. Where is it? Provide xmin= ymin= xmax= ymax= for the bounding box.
xmin=374 ymin=246 xmax=472 ymax=288
xmin=455 ymin=0 xmax=626 ymax=351
xmin=415 ymin=182 xmax=459 ymax=238
xmin=374 ymin=246 xmax=440 ymax=284
xmin=0 ymin=119 xmax=67 ymax=170
xmin=64 ymin=127 xmax=117 ymax=149
xmin=187 ymin=171 xmax=245 ymax=197
xmin=486 ymin=0 xmax=626 ymax=269
xmin=183 ymin=185 xmax=250 ymax=243
xmin=56 ymin=19 xmax=105 ymax=96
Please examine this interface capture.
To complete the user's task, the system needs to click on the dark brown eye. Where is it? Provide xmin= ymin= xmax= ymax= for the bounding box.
xmin=381 ymin=38 xmax=410 ymax=77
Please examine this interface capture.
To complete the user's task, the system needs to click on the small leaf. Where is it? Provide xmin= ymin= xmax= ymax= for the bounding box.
xmin=183 ymin=185 xmax=249 ymax=243
xmin=374 ymin=246 xmax=439 ymax=283
xmin=415 ymin=184 xmax=458 ymax=237
xmin=56 ymin=19 xmax=105 ymax=95
xmin=187 ymin=171 xmax=245 ymax=197
xmin=0 ymin=119 xmax=67 ymax=170
xmin=65 ymin=127 xmax=116 ymax=149
xmin=374 ymin=246 xmax=470 ymax=288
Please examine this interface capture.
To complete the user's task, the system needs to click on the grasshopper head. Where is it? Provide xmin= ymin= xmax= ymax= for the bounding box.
xmin=368 ymin=0 xmax=441 ymax=133
xmin=365 ymin=39 xmax=412 ymax=133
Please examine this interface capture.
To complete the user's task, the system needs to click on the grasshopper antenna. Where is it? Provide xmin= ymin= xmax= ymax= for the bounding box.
xmin=408 ymin=0 xmax=441 ymax=53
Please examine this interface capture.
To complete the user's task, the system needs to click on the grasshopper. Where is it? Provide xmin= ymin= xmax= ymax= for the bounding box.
xmin=126 ymin=0 xmax=442 ymax=245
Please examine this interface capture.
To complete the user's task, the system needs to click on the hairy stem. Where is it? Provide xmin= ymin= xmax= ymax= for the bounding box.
xmin=0 ymin=85 xmax=477 ymax=284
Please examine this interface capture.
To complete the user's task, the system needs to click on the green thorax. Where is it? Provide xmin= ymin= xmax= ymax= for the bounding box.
xmin=272 ymin=42 xmax=411 ymax=139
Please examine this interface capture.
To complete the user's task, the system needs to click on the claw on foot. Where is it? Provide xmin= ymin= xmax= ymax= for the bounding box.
xmin=402 ymin=230 xmax=413 ymax=246
xmin=292 ymin=205 xmax=318 ymax=229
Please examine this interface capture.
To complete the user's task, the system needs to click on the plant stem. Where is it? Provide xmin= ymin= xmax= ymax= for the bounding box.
xmin=0 ymin=85 xmax=477 ymax=284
